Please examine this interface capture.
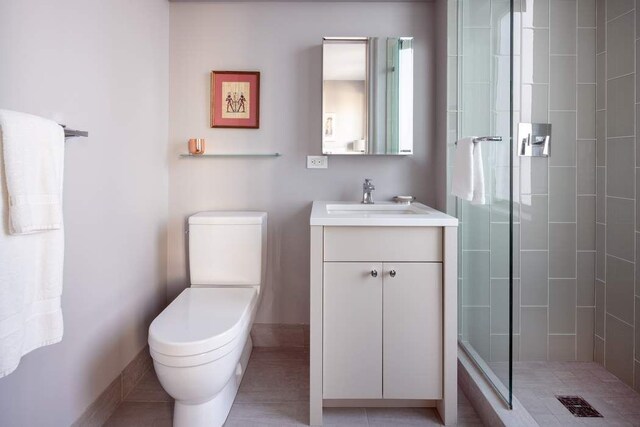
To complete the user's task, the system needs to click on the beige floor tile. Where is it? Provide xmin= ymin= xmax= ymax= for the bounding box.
xmin=518 ymin=396 xmax=549 ymax=415
xmin=104 ymin=402 xmax=173 ymax=427
xmin=322 ymin=407 xmax=368 ymax=426
xmin=602 ymin=396 xmax=640 ymax=414
xmin=124 ymin=368 xmax=172 ymax=403
xmin=250 ymin=346 xmax=310 ymax=360
xmin=550 ymin=412 xmax=583 ymax=426
xmin=224 ymin=421 xmax=303 ymax=427
xmin=251 ymin=324 xmax=306 ymax=348
xmin=235 ymin=348 xmax=309 ymax=404
xmin=489 ymin=360 xmax=640 ymax=425
xmin=365 ymin=407 xmax=442 ymax=426
xmin=225 ymin=402 xmax=308 ymax=426
xmin=582 ymin=396 xmax=624 ymax=418
xmin=106 ymin=347 xmax=483 ymax=426
xmin=577 ymin=418 xmax=634 ymax=427
xmin=542 ymin=397 xmax=573 ymax=416
xmin=532 ymin=413 xmax=562 ymax=426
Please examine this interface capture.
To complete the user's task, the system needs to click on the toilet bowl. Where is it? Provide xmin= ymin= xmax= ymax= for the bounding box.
xmin=149 ymin=212 xmax=267 ymax=427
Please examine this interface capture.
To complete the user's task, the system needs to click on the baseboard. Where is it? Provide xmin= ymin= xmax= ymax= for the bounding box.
xmin=458 ymin=345 xmax=537 ymax=427
xmin=324 ymin=399 xmax=435 ymax=408
xmin=250 ymin=323 xmax=309 ymax=348
xmin=72 ymin=346 xmax=152 ymax=427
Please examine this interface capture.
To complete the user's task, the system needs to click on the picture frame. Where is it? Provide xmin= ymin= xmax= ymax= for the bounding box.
xmin=210 ymin=71 xmax=260 ymax=128
xmin=323 ymin=112 xmax=336 ymax=142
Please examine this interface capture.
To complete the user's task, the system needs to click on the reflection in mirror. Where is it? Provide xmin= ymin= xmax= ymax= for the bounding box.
xmin=322 ymin=37 xmax=414 ymax=155
xmin=322 ymin=38 xmax=368 ymax=154
xmin=387 ymin=37 xmax=414 ymax=154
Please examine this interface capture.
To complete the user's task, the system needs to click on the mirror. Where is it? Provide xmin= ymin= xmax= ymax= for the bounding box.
xmin=322 ymin=38 xmax=368 ymax=154
xmin=322 ymin=37 xmax=414 ymax=155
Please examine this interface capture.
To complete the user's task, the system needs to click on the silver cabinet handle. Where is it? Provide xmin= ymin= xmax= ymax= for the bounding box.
xmin=370 ymin=270 xmax=378 ymax=278
xmin=389 ymin=270 xmax=396 ymax=278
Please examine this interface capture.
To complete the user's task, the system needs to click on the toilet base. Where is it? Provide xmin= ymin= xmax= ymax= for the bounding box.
xmin=173 ymin=336 xmax=253 ymax=427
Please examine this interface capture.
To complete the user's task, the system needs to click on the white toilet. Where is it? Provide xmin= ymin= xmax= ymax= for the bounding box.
xmin=148 ymin=211 xmax=267 ymax=427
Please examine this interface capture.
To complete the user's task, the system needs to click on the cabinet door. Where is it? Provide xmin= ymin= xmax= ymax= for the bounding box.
xmin=383 ymin=263 xmax=443 ymax=399
xmin=323 ymin=262 xmax=383 ymax=398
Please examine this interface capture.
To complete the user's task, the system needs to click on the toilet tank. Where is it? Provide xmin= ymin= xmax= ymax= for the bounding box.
xmin=188 ymin=211 xmax=267 ymax=286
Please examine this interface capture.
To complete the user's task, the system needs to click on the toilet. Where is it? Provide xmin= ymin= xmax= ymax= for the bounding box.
xmin=148 ymin=211 xmax=267 ymax=427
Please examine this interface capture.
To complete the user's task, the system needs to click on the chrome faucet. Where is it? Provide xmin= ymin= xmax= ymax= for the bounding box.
xmin=362 ymin=179 xmax=375 ymax=204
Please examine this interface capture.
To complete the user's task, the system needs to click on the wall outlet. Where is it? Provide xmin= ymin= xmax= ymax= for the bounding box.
xmin=307 ymin=155 xmax=328 ymax=169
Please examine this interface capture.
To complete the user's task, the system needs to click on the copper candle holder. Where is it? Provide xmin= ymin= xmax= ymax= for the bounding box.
xmin=188 ymin=138 xmax=206 ymax=155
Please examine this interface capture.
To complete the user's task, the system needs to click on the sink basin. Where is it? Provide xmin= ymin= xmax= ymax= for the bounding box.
xmin=326 ymin=203 xmax=428 ymax=216
xmin=310 ymin=201 xmax=458 ymax=226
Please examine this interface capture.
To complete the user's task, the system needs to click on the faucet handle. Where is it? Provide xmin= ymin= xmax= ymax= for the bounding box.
xmin=364 ymin=178 xmax=375 ymax=189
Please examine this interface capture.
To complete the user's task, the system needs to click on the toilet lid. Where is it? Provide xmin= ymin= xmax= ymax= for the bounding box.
xmin=149 ymin=287 xmax=256 ymax=357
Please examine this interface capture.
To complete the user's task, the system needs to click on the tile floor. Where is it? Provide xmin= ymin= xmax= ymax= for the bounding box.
xmin=491 ymin=361 xmax=640 ymax=426
xmin=105 ymin=347 xmax=484 ymax=426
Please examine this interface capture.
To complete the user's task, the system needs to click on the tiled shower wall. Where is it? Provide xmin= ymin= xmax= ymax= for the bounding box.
xmin=453 ymin=0 xmax=597 ymax=364
xmin=595 ymin=0 xmax=640 ymax=390
xmin=516 ymin=0 xmax=597 ymax=363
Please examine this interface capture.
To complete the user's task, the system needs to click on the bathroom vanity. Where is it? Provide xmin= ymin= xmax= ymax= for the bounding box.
xmin=309 ymin=201 xmax=458 ymax=425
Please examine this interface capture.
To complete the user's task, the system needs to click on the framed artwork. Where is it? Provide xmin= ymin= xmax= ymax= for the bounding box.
xmin=211 ymin=71 xmax=260 ymax=128
xmin=323 ymin=112 xmax=336 ymax=142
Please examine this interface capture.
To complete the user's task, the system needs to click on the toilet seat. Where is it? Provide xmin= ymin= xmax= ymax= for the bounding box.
xmin=149 ymin=287 xmax=257 ymax=366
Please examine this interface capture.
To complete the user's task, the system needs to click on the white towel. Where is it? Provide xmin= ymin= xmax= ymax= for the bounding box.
xmin=0 ymin=110 xmax=64 ymax=234
xmin=451 ymin=137 xmax=486 ymax=205
xmin=0 ymin=110 xmax=65 ymax=378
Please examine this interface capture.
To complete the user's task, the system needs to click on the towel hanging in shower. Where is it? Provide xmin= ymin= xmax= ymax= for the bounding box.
xmin=451 ymin=137 xmax=486 ymax=205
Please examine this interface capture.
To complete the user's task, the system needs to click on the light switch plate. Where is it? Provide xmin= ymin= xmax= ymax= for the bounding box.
xmin=307 ymin=155 xmax=328 ymax=169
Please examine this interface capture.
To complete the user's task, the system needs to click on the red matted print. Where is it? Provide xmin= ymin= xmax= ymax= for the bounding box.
xmin=211 ymin=71 xmax=260 ymax=128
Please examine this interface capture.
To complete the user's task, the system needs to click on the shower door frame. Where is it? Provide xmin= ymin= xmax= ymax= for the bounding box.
xmin=453 ymin=0 xmax=514 ymax=409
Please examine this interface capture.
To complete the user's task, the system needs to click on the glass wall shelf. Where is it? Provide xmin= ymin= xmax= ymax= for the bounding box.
xmin=180 ymin=153 xmax=281 ymax=158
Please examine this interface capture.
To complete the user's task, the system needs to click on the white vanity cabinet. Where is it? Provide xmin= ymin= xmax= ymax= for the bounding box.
xmin=310 ymin=202 xmax=458 ymax=426
xmin=324 ymin=261 xmax=442 ymax=399
xmin=323 ymin=261 xmax=383 ymax=398
xmin=382 ymin=262 xmax=442 ymax=399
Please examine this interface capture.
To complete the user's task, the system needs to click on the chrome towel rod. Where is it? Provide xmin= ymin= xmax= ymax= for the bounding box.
xmin=60 ymin=124 xmax=88 ymax=139
xmin=473 ymin=136 xmax=502 ymax=143
xmin=454 ymin=136 xmax=503 ymax=145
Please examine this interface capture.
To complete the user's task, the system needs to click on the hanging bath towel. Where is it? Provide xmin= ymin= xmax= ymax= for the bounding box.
xmin=0 ymin=109 xmax=65 ymax=378
xmin=451 ymin=137 xmax=486 ymax=205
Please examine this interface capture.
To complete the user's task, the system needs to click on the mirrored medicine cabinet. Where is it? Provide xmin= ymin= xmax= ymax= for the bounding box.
xmin=322 ymin=36 xmax=414 ymax=156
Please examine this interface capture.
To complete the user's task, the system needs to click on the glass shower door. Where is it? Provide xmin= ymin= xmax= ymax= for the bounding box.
xmin=452 ymin=0 xmax=515 ymax=407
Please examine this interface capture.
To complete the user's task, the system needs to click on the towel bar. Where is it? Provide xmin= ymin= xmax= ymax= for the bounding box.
xmin=60 ymin=125 xmax=88 ymax=139
xmin=472 ymin=136 xmax=502 ymax=143
xmin=454 ymin=136 xmax=503 ymax=145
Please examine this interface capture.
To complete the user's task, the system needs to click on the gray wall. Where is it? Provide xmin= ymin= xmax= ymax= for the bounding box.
xmin=455 ymin=0 xmax=597 ymax=364
xmin=168 ymin=2 xmax=437 ymax=324
xmin=0 ymin=0 xmax=169 ymax=425
xmin=435 ymin=0 xmax=450 ymax=212
xmin=595 ymin=0 xmax=639 ymax=390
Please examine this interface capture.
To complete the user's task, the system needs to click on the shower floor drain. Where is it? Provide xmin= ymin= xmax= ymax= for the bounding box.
xmin=556 ymin=396 xmax=603 ymax=418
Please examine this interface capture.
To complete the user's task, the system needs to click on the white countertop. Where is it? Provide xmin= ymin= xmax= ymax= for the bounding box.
xmin=310 ymin=201 xmax=459 ymax=227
